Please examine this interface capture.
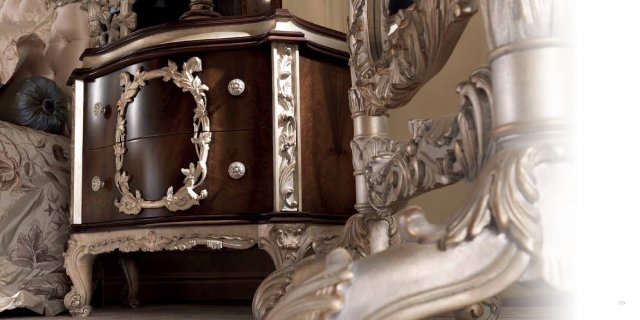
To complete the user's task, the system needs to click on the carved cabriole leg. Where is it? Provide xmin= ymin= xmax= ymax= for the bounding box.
xmin=64 ymin=236 xmax=96 ymax=317
xmin=64 ymin=225 xmax=258 ymax=317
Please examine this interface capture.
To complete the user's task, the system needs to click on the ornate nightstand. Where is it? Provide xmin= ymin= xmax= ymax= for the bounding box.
xmin=64 ymin=9 xmax=354 ymax=316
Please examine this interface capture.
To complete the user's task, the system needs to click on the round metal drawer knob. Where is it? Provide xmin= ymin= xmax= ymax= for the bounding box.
xmin=228 ymin=162 xmax=246 ymax=179
xmin=93 ymin=102 xmax=106 ymax=117
xmin=227 ymin=79 xmax=245 ymax=96
xmin=91 ymin=176 xmax=105 ymax=191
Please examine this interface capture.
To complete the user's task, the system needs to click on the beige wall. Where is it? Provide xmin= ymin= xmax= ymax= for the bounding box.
xmin=284 ymin=1 xmax=548 ymax=301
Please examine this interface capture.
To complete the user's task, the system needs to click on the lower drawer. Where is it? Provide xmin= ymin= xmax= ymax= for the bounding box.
xmin=81 ymin=129 xmax=273 ymax=224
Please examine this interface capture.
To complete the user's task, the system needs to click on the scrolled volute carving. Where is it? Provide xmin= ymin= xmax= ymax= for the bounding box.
xmin=348 ymin=0 xmax=477 ymax=116
xmin=397 ymin=143 xmax=567 ymax=258
xmin=365 ymin=67 xmax=492 ymax=213
xmin=454 ymin=296 xmax=501 ymax=320
xmin=113 ymin=57 xmax=210 ymax=215
xmin=266 ymin=248 xmax=354 ymax=320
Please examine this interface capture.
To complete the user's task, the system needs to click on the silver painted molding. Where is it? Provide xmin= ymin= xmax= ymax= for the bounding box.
xmin=113 ymin=57 xmax=210 ymax=215
xmin=272 ymin=43 xmax=300 ymax=212
xmin=71 ymin=80 xmax=84 ymax=225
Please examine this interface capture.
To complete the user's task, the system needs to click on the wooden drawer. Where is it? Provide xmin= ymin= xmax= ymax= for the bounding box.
xmin=81 ymin=129 xmax=273 ymax=224
xmin=82 ymin=48 xmax=272 ymax=151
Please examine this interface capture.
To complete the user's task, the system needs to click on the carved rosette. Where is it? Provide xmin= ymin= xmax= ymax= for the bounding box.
xmin=113 ymin=57 xmax=210 ymax=215
xmin=272 ymin=43 xmax=300 ymax=212
xmin=82 ymin=0 xmax=137 ymax=47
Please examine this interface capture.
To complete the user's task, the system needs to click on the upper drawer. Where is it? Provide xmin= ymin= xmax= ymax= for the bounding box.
xmin=82 ymin=48 xmax=272 ymax=150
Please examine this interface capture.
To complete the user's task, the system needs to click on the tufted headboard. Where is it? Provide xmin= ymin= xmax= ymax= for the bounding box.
xmin=0 ymin=0 xmax=89 ymax=98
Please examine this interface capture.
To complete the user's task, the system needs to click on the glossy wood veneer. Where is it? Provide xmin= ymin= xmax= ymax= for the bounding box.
xmin=82 ymin=129 xmax=273 ymax=224
xmin=83 ymin=46 xmax=272 ymax=151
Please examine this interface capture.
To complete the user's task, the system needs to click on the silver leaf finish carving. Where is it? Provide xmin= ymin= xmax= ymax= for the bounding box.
xmin=266 ymin=248 xmax=353 ymax=320
xmin=365 ymin=68 xmax=492 ymax=213
xmin=82 ymin=0 xmax=137 ymax=47
xmin=348 ymin=0 xmax=477 ymax=116
xmin=273 ymin=43 xmax=299 ymax=211
xmin=113 ymin=57 xmax=210 ymax=215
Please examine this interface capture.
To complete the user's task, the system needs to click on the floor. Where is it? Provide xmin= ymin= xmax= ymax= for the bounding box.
xmin=1 ymin=305 xmax=569 ymax=319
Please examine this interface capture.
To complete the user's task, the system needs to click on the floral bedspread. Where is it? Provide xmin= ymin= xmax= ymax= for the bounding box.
xmin=0 ymin=120 xmax=70 ymax=315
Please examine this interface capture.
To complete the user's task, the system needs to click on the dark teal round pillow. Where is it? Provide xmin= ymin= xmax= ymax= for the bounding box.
xmin=0 ymin=77 xmax=67 ymax=134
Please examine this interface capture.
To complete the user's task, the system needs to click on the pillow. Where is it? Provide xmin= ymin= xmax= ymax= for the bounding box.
xmin=0 ymin=76 xmax=67 ymax=134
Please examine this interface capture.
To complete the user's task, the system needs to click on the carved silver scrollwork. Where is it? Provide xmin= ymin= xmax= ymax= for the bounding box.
xmin=265 ymin=248 xmax=354 ymax=320
xmin=113 ymin=57 xmax=210 ymax=215
xmin=228 ymin=161 xmax=246 ymax=179
xmin=454 ymin=296 xmax=501 ymax=320
xmin=365 ymin=68 xmax=493 ymax=213
xmin=348 ymin=0 xmax=477 ymax=116
xmin=272 ymin=43 xmax=300 ymax=211
xmin=228 ymin=78 xmax=245 ymax=96
xmin=91 ymin=176 xmax=104 ymax=192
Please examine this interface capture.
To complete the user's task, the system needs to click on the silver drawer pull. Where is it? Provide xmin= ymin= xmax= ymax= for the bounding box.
xmin=228 ymin=79 xmax=245 ymax=96
xmin=228 ymin=162 xmax=246 ymax=179
xmin=91 ymin=176 xmax=104 ymax=192
xmin=93 ymin=102 xmax=106 ymax=117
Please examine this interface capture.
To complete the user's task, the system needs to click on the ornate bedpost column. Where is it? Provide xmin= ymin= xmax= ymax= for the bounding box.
xmin=478 ymin=0 xmax=571 ymax=287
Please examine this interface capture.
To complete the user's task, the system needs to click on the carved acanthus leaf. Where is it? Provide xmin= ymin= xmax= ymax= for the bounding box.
xmin=333 ymin=213 xmax=371 ymax=258
xmin=113 ymin=57 xmax=210 ymax=215
xmin=398 ymin=144 xmax=566 ymax=257
xmin=441 ymin=145 xmax=565 ymax=255
xmin=348 ymin=0 xmax=477 ymax=115
xmin=365 ymin=68 xmax=492 ymax=213
xmin=82 ymin=0 xmax=137 ymax=47
xmin=274 ymin=43 xmax=299 ymax=211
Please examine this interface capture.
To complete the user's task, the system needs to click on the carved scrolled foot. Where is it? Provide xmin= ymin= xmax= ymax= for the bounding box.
xmin=64 ymin=289 xmax=93 ymax=317
xmin=64 ymin=237 xmax=96 ymax=317
xmin=454 ymin=296 xmax=501 ymax=320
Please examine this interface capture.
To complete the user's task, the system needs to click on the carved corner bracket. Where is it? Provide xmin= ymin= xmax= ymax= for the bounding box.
xmin=113 ymin=57 xmax=210 ymax=215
